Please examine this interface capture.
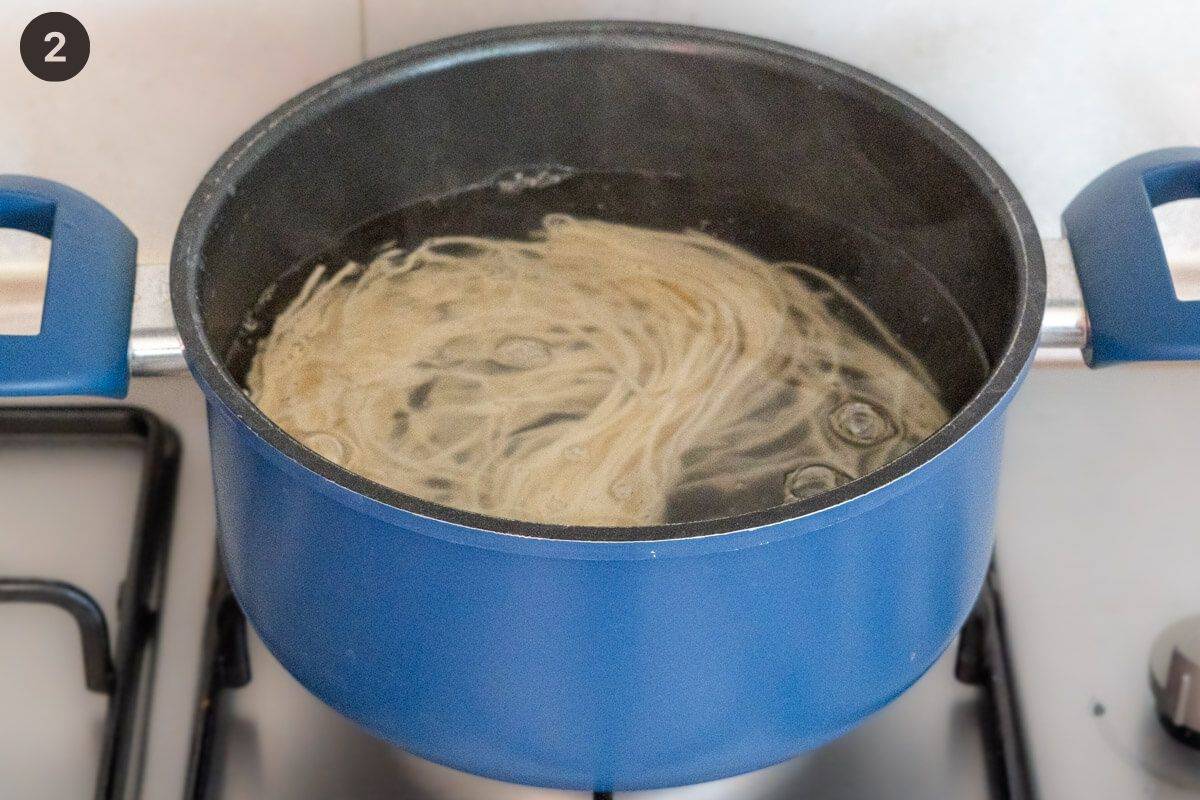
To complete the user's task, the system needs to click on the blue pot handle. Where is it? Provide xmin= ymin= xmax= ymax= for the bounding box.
xmin=0 ymin=176 xmax=136 ymax=397
xmin=1063 ymin=147 xmax=1200 ymax=367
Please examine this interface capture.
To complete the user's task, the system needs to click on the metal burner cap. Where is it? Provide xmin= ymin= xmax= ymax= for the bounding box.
xmin=1150 ymin=615 xmax=1200 ymax=748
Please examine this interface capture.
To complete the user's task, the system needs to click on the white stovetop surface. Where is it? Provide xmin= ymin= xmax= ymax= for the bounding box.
xmin=997 ymin=363 xmax=1200 ymax=799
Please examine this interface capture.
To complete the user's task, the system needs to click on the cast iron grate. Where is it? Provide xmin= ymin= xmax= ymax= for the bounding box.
xmin=955 ymin=569 xmax=1036 ymax=800
xmin=185 ymin=560 xmax=1033 ymax=799
xmin=0 ymin=406 xmax=180 ymax=800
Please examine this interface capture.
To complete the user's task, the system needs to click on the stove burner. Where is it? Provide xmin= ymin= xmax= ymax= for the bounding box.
xmin=1149 ymin=614 xmax=1200 ymax=749
xmin=0 ymin=407 xmax=179 ymax=800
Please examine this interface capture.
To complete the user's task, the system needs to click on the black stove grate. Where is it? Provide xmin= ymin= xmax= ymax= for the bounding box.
xmin=0 ymin=406 xmax=179 ymax=800
xmin=956 ymin=569 xmax=1036 ymax=800
xmin=186 ymin=558 xmax=1035 ymax=800
xmin=184 ymin=554 xmax=250 ymax=800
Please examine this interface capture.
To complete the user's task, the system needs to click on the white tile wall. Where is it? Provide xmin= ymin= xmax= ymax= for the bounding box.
xmin=360 ymin=0 xmax=1200 ymax=247
xmin=0 ymin=0 xmax=360 ymax=264
xmin=0 ymin=0 xmax=1197 ymax=264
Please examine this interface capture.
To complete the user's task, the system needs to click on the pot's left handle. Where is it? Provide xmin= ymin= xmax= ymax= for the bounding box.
xmin=0 ymin=176 xmax=136 ymax=397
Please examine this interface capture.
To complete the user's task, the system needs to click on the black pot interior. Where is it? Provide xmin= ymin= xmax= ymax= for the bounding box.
xmin=191 ymin=26 xmax=1028 ymax=494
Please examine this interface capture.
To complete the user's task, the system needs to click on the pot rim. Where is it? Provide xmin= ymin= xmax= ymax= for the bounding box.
xmin=171 ymin=20 xmax=1045 ymax=544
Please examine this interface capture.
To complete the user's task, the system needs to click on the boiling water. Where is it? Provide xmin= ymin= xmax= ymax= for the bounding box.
xmin=235 ymin=171 xmax=960 ymax=528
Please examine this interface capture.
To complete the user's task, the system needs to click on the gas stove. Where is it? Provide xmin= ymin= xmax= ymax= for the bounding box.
xmin=3 ymin=251 xmax=1200 ymax=797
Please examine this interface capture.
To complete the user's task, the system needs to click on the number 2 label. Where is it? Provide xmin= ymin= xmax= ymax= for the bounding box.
xmin=44 ymin=31 xmax=66 ymax=63
xmin=21 ymin=12 xmax=90 ymax=81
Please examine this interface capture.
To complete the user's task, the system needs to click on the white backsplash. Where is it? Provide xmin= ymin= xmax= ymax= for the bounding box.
xmin=0 ymin=0 xmax=1197 ymax=262
xmin=0 ymin=0 xmax=360 ymax=264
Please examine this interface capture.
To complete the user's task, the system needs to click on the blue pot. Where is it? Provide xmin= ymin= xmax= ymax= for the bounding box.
xmin=1 ymin=21 xmax=1198 ymax=791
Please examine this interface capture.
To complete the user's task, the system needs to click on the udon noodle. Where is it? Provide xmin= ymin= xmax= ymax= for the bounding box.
xmin=246 ymin=214 xmax=949 ymax=526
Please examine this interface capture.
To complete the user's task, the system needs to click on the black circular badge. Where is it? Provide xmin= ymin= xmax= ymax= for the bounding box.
xmin=21 ymin=12 xmax=89 ymax=82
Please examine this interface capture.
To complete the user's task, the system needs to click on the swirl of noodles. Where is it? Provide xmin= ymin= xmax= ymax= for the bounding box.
xmin=246 ymin=215 xmax=948 ymax=526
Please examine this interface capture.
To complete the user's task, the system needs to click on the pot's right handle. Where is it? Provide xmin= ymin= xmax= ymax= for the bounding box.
xmin=1063 ymin=147 xmax=1200 ymax=367
xmin=0 ymin=176 xmax=136 ymax=397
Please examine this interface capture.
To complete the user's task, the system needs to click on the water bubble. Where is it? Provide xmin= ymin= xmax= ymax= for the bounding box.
xmin=494 ymin=166 xmax=573 ymax=193
xmin=610 ymin=479 xmax=635 ymax=500
xmin=830 ymin=400 xmax=894 ymax=446
xmin=783 ymin=463 xmax=851 ymax=502
xmin=435 ymin=335 xmax=477 ymax=363
xmin=492 ymin=336 xmax=552 ymax=370
xmin=303 ymin=432 xmax=346 ymax=463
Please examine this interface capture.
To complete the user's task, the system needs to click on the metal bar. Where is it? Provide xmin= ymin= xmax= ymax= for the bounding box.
xmin=955 ymin=569 xmax=1037 ymax=800
xmin=0 ymin=406 xmax=180 ymax=800
xmin=0 ymin=577 xmax=115 ymax=693
xmin=100 ymin=407 xmax=180 ymax=800
xmin=124 ymin=242 xmax=1094 ymax=377
xmin=184 ymin=556 xmax=251 ymax=800
xmin=1039 ymin=239 xmax=1088 ymax=351
xmin=129 ymin=262 xmax=186 ymax=376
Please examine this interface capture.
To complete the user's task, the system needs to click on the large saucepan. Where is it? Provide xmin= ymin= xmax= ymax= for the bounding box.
xmin=2 ymin=21 xmax=1199 ymax=791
